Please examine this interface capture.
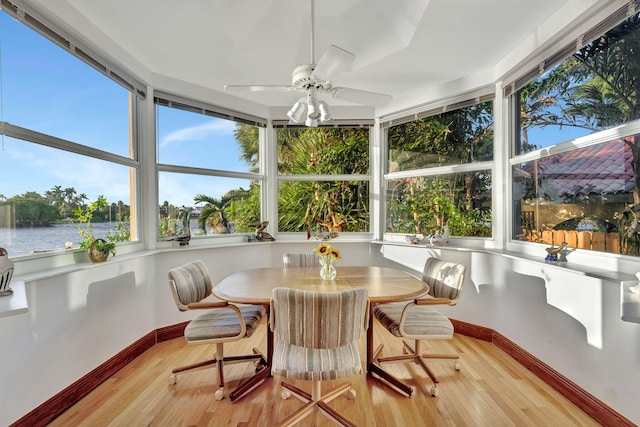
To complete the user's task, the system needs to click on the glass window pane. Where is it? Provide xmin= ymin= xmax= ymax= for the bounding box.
xmin=157 ymin=106 xmax=259 ymax=173
xmin=513 ymin=137 xmax=637 ymax=254
xmin=278 ymin=181 xmax=370 ymax=233
xmin=0 ymin=137 xmax=134 ymax=257
xmin=388 ymin=101 xmax=493 ymax=172
xmin=277 ymin=128 xmax=369 ymax=175
xmin=158 ymin=172 xmax=260 ymax=237
xmin=0 ymin=12 xmax=133 ymax=158
xmin=517 ymin=13 xmax=640 ymax=153
xmin=386 ymin=171 xmax=492 ymax=237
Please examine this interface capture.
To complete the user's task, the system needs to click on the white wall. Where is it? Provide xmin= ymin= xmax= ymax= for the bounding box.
xmin=381 ymin=243 xmax=640 ymax=424
xmin=2 ymin=242 xmax=639 ymax=425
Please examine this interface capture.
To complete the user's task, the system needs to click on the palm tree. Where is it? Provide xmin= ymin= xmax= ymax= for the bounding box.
xmin=194 ymin=194 xmax=230 ymax=234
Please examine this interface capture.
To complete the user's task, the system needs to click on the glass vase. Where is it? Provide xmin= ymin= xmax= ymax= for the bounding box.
xmin=320 ymin=258 xmax=337 ymax=280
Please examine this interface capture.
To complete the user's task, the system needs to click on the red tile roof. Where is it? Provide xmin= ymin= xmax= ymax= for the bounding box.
xmin=529 ymin=138 xmax=634 ymax=196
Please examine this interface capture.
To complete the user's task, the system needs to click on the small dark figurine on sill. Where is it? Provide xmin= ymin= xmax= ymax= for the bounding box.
xmin=250 ymin=221 xmax=275 ymax=241
xmin=545 ymin=241 xmax=567 ymax=263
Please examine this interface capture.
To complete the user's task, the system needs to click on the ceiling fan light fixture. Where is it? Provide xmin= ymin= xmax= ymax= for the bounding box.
xmin=318 ymin=101 xmax=331 ymax=122
xmin=306 ymin=91 xmax=320 ymax=120
xmin=305 ymin=117 xmax=319 ymax=127
xmin=287 ymin=99 xmax=306 ymax=123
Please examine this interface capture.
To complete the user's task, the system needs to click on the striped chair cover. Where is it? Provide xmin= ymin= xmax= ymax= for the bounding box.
xmin=271 ymin=287 xmax=369 ymax=381
xmin=372 ymin=257 xmax=467 ymax=397
xmin=374 ymin=258 xmax=466 ymax=340
xmin=282 ymin=252 xmax=322 ymax=268
xmin=168 ymin=260 xmax=266 ymax=342
xmin=374 ymin=302 xmax=453 ymax=339
xmin=421 ymin=258 xmax=466 ymax=302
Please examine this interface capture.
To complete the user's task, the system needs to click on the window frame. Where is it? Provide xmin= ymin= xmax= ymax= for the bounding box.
xmin=0 ymin=4 xmax=143 ymax=272
xmin=154 ymin=93 xmax=266 ymax=244
xmin=505 ymin=5 xmax=640 ymax=260
xmin=273 ymin=124 xmax=374 ymax=237
xmin=381 ymin=94 xmax=496 ymax=244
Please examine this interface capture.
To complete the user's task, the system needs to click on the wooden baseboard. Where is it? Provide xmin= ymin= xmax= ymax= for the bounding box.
xmin=450 ymin=318 xmax=634 ymax=427
xmin=11 ymin=320 xmax=633 ymax=427
xmin=10 ymin=331 xmax=156 ymax=427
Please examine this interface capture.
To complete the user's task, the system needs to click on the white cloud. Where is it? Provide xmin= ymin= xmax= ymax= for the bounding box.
xmin=159 ymin=119 xmax=236 ymax=148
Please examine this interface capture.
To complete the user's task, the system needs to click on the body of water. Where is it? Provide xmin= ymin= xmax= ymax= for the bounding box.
xmin=0 ymin=220 xmax=205 ymax=257
xmin=0 ymin=222 xmax=119 ymax=257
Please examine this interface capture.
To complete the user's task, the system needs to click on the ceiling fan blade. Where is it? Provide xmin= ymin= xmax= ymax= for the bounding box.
xmin=330 ymin=87 xmax=392 ymax=107
xmin=224 ymin=85 xmax=297 ymax=92
xmin=313 ymin=45 xmax=356 ymax=78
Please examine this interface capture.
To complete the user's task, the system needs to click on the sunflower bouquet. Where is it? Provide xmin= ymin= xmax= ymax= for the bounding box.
xmin=313 ymin=243 xmax=342 ymax=279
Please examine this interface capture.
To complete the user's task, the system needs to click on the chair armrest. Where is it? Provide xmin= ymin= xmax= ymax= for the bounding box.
xmin=187 ymin=301 xmax=229 ymax=309
xmin=414 ymin=297 xmax=452 ymax=305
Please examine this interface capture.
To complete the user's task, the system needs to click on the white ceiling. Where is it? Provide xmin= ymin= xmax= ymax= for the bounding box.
xmin=20 ymin=0 xmax=604 ymax=117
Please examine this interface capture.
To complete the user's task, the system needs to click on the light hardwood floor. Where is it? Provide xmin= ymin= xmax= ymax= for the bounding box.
xmin=49 ymin=318 xmax=599 ymax=426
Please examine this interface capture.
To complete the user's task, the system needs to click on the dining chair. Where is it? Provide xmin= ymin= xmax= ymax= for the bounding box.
xmin=282 ymin=252 xmax=321 ymax=268
xmin=373 ymin=257 xmax=467 ymax=397
xmin=270 ymin=287 xmax=369 ymax=427
xmin=168 ymin=260 xmax=268 ymax=401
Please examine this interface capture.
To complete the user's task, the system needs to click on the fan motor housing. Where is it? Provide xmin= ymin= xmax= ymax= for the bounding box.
xmin=291 ymin=64 xmax=327 ymax=90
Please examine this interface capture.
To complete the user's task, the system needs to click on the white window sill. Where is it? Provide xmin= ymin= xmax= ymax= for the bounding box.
xmin=0 ymin=281 xmax=28 ymax=318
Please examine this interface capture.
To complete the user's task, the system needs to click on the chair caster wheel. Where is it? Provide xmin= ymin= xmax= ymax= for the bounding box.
xmin=409 ymin=386 xmax=416 ymax=398
xmin=281 ymin=390 xmax=291 ymax=400
xmin=430 ymin=385 xmax=439 ymax=397
xmin=214 ymin=389 xmax=224 ymax=401
xmin=346 ymin=388 xmax=356 ymax=400
xmin=169 ymin=374 xmax=177 ymax=385
xmin=454 ymin=361 xmax=461 ymax=371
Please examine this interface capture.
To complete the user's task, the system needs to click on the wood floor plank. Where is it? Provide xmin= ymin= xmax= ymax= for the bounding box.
xmin=48 ymin=318 xmax=600 ymax=426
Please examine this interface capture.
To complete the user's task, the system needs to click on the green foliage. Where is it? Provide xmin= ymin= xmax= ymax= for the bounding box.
xmin=158 ymin=217 xmax=180 ymax=238
xmin=276 ymin=127 xmax=370 ymax=232
xmin=74 ymin=196 xmax=128 ymax=256
xmin=387 ymin=174 xmax=491 ymax=237
xmin=194 ymin=194 xmax=230 ymax=233
xmin=386 ymin=102 xmax=494 ymax=236
xmin=225 ymin=184 xmax=261 ymax=233
xmin=4 ymin=192 xmax=61 ymax=226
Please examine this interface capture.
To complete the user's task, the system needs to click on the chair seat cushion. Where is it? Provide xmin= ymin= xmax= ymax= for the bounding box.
xmin=185 ymin=305 xmax=266 ymax=342
xmin=272 ymin=340 xmax=362 ymax=381
xmin=374 ymin=302 xmax=453 ymax=339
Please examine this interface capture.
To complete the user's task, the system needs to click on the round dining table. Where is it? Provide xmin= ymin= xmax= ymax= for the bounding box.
xmin=213 ymin=265 xmax=427 ymax=400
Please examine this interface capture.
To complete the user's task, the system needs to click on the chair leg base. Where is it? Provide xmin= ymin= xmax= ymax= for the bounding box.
xmin=373 ymin=340 xmax=461 ymax=398
xmin=277 ymin=381 xmax=357 ymax=427
xmin=170 ymin=347 xmax=268 ymax=403
xmin=368 ymin=362 xmax=414 ymax=398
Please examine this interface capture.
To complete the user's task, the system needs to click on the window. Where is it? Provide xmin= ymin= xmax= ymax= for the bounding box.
xmin=0 ymin=9 xmax=138 ymax=258
xmin=385 ymin=100 xmax=494 ymax=238
xmin=276 ymin=127 xmax=371 ymax=233
xmin=155 ymin=98 xmax=263 ymax=239
xmin=512 ymin=11 xmax=640 ymax=256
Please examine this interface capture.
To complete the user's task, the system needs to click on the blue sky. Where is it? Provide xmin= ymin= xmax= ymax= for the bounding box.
xmin=0 ymin=11 xmax=247 ymax=208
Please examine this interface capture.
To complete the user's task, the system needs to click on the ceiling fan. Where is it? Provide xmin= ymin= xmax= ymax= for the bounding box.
xmin=224 ymin=0 xmax=392 ymax=126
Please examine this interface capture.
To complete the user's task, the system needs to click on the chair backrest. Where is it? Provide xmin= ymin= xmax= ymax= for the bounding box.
xmin=282 ymin=252 xmax=321 ymax=268
xmin=421 ymin=258 xmax=467 ymax=304
xmin=168 ymin=260 xmax=213 ymax=311
xmin=271 ymin=287 xmax=368 ymax=349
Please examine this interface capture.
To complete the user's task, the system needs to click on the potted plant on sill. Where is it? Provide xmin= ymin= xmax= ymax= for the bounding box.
xmin=194 ymin=193 xmax=231 ymax=234
xmin=74 ymin=196 xmax=121 ymax=262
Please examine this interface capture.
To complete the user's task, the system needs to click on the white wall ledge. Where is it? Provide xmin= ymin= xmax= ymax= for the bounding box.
xmin=621 ymin=281 xmax=640 ymax=323
xmin=372 ymin=239 xmax=637 ymax=284
xmin=0 ymin=281 xmax=28 ymax=318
